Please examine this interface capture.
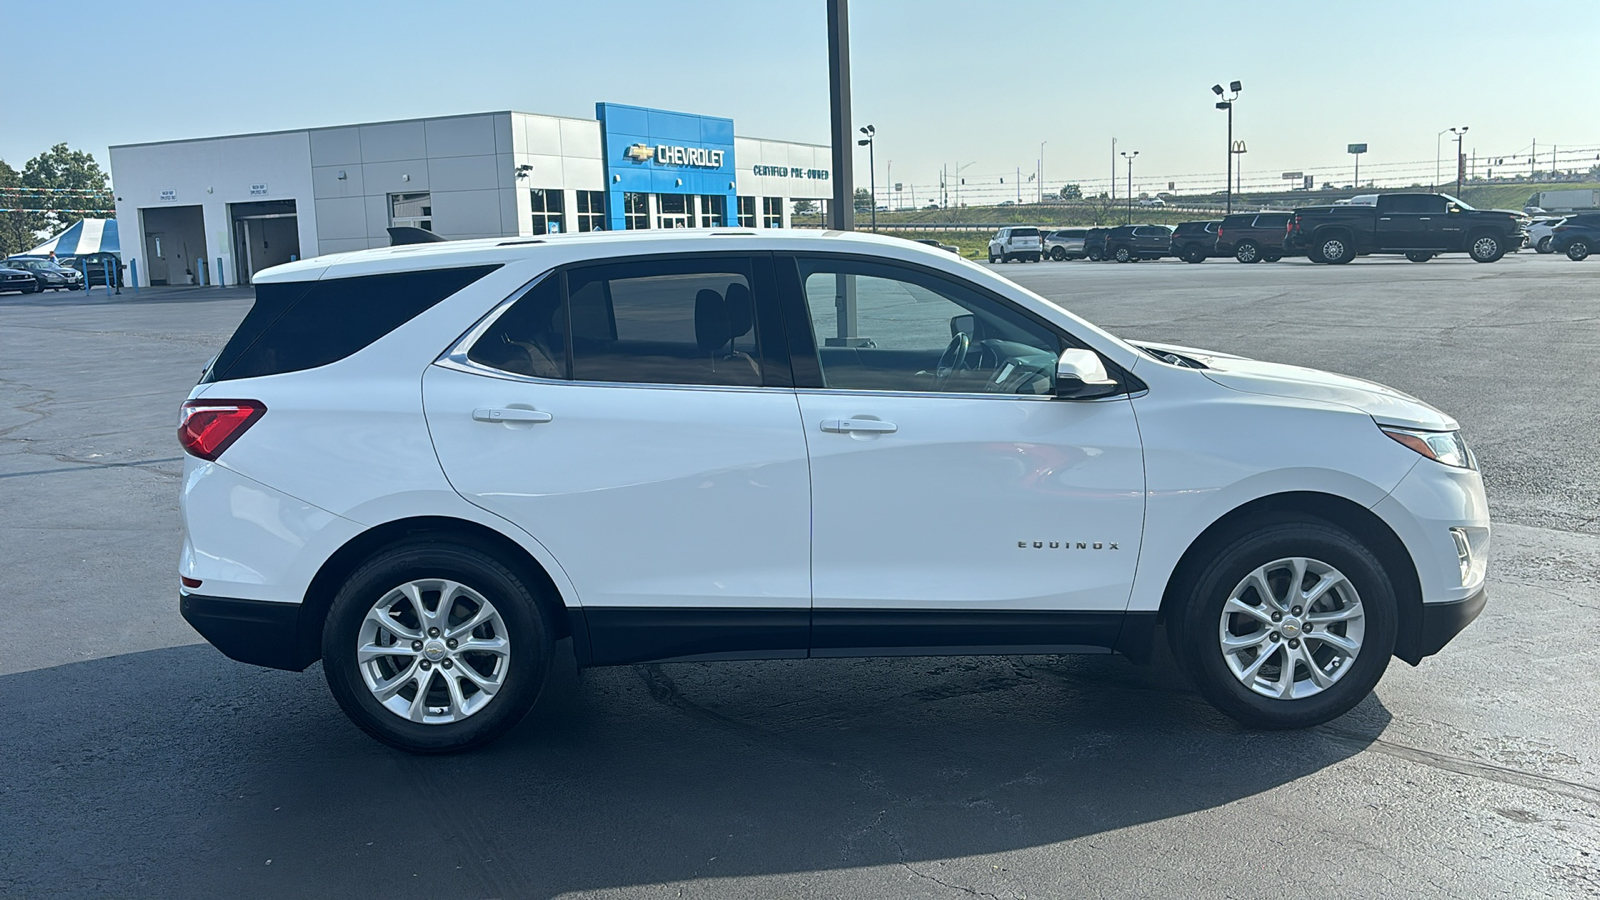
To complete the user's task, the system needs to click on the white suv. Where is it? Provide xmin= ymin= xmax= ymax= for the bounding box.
xmin=987 ymin=227 xmax=1042 ymax=263
xmin=179 ymin=230 xmax=1488 ymax=753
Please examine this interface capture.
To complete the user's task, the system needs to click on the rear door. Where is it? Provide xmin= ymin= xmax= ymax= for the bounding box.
xmin=422 ymin=253 xmax=813 ymax=665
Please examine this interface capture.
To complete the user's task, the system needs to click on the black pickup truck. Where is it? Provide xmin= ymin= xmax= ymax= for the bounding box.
xmin=1286 ymin=193 xmax=1526 ymax=264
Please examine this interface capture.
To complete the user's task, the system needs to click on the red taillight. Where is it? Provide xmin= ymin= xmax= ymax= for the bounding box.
xmin=178 ymin=399 xmax=266 ymax=460
xmin=1217 ymin=227 xmax=1224 ymax=239
xmin=180 ymin=576 xmax=203 ymax=589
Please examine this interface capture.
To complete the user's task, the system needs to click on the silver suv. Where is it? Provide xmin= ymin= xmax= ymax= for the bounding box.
xmin=987 ymin=227 xmax=1042 ymax=263
xmin=1043 ymin=228 xmax=1089 ymax=261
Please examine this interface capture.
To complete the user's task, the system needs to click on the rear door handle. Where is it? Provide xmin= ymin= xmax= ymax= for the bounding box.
xmin=473 ymin=407 xmax=553 ymax=424
xmin=821 ymin=418 xmax=897 ymax=434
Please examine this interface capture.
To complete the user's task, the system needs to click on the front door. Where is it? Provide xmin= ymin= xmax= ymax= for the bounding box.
xmin=423 ymin=254 xmax=812 ymax=665
xmin=145 ymin=232 xmax=169 ymax=285
xmin=782 ymin=255 xmax=1147 ymax=655
xmin=656 ymin=194 xmax=690 ymax=229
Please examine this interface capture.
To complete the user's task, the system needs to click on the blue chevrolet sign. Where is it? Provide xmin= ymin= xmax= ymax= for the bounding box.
xmin=597 ymin=102 xmax=737 ymax=230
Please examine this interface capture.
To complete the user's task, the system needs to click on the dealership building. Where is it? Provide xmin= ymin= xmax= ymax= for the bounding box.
xmin=108 ymin=103 xmax=832 ymax=287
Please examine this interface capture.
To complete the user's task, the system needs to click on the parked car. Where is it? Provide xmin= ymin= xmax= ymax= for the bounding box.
xmin=1526 ymin=217 xmax=1566 ymax=254
xmin=1215 ymin=213 xmax=1292 ymax=263
xmin=1137 ymin=197 xmax=1166 ymax=207
xmin=61 ymin=252 xmax=125 ymax=286
xmin=1286 ymin=193 xmax=1527 ymax=264
xmin=1043 ymin=228 xmax=1089 ymax=260
xmin=988 ymin=226 xmax=1042 ymax=263
xmin=179 ymin=229 xmax=1488 ymax=753
xmin=1105 ymin=224 xmax=1174 ymax=262
xmin=913 ymin=238 xmax=960 ymax=254
xmin=1551 ymin=213 xmax=1600 ymax=260
xmin=0 ymin=263 xmax=38 ymax=294
xmin=1083 ymin=227 xmax=1112 ymax=261
xmin=3 ymin=257 xmax=84 ymax=291
xmin=1169 ymin=220 xmax=1221 ymax=263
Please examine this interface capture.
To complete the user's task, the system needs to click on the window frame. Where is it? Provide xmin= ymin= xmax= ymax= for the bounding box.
xmin=529 ymin=188 xmax=566 ymax=235
xmin=773 ymin=251 xmax=1139 ymax=399
xmin=444 ymin=252 xmax=795 ymax=391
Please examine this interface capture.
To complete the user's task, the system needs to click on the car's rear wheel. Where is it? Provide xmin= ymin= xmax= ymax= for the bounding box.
xmin=1569 ymin=240 xmax=1591 ymax=261
xmin=1235 ymin=240 xmax=1261 ymax=264
xmin=1263 ymin=252 xmax=1282 ymax=262
xmin=1183 ymin=247 xmax=1206 ymax=263
xmin=1468 ymin=232 xmax=1505 ymax=263
xmin=1536 ymin=236 xmax=1553 ymax=254
xmin=322 ymin=540 xmax=552 ymax=753
xmin=1406 ymin=251 xmax=1433 ymax=263
xmin=1316 ymin=232 xmax=1354 ymax=264
xmin=1169 ymin=517 xmax=1397 ymax=729
xmin=1051 ymin=246 xmax=1067 ymax=261
xmin=1087 ymin=248 xmax=1103 ymax=261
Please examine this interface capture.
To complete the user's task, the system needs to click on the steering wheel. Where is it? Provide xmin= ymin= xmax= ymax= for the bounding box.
xmin=934 ymin=332 xmax=971 ymax=388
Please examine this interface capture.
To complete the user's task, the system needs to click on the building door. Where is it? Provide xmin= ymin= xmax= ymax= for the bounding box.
xmin=140 ymin=205 xmax=207 ymax=287
xmin=144 ymin=232 xmax=169 ymax=285
xmin=229 ymin=200 xmax=300 ymax=285
xmin=656 ymin=194 xmax=690 ymax=229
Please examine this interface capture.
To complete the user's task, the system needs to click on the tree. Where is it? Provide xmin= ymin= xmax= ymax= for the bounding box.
xmin=16 ymin=143 xmax=114 ymax=240
xmin=0 ymin=159 xmax=36 ymax=256
xmin=793 ymin=198 xmax=817 ymax=216
xmin=853 ymin=187 xmax=872 ymax=212
xmin=1058 ymin=183 xmax=1083 ymax=201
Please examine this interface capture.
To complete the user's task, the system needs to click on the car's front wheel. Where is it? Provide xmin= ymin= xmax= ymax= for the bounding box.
xmin=1406 ymin=251 xmax=1433 ymax=263
xmin=1051 ymin=246 xmax=1066 ymax=261
xmin=1567 ymin=240 xmax=1590 ymax=261
xmin=1170 ymin=517 xmax=1397 ymax=729
xmin=1235 ymin=240 xmax=1261 ymax=264
xmin=1468 ymin=232 xmax=1505 ymax=263
xmin=322 ymin=540 xmax=552 ymax=753
xmin=1536 ymin=236 xmax=1553 ymax=254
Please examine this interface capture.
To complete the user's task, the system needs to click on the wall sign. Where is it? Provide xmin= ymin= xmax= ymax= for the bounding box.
xmin=250 ymin=183 xmax=269 ymax=196
xmin=626 ymin=143 xmax=725 ymax=169
xmin=159 ymin=190 xmax=177 ymax=202
xmin=752 ymin=165 xmax=830 ymax=180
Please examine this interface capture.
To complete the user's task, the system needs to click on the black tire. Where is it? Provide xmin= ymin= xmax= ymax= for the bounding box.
xmin=1536 ymin=236 xmax=1552 ymax=254
xmin=1235 ymin=240 xmax=1261 ymax=264
xmin=988 ymin=252 xmax=998 ymax=263
xmin=322 ymin=539 xmax=553 ymax=754
xmin=1263 ymin=252 xmax=1282 ymax=262
xmin=1051 ymin=246 xmax=1067 ymax=261
xmin=1113 ymin=245 xmax=1134 ymax=263
xmin=1467 ymin=231 xmax=1505 ymax=263
xmin=1405 ymin=251 xmax=1433 ymax=263
xmin=1087 ymin=247 xmax=1103 ymax=261
xmin=1168 ymin=516 xmax=1398 ymax=730
xmin=1183 ymin=247 xmax=1206 ymax=263
xmin=1316 ymin=232 xmax=1355 ymax=264
xmin=1568 ymin=240 xmax=1590 ymax=261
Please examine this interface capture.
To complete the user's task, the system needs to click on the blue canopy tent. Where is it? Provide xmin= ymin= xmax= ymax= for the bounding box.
xmin=19 ymin=219 xmax=123 ymax=286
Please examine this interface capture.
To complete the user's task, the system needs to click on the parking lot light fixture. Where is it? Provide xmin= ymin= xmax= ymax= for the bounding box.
xmin=1212 ymin=81 xmax=1242 ymax=213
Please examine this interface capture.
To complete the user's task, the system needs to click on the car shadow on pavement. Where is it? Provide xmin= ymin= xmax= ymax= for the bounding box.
xmin=2 ymin=639 xmax=1389 ymax=899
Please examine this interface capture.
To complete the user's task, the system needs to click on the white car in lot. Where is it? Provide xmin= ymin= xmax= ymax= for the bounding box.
xmin=179 ymin=230 xmax=1489 ymax=753
xmin=1527 ymin=217 xmax=1566 ymax=254
xmin=987 ymin=226 xmax=1042 ymax=263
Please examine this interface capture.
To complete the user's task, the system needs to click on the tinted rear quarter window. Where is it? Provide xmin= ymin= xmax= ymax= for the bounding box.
xmin=1253 ymin=214 xmax=1291 ymax=228
xmin=206 ymin=265 xmax=500 ymax=382
xmin=1011 ymin=227 xmax=1040 ymax=237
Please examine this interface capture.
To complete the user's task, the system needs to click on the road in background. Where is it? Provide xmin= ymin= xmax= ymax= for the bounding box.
xmin=3 ymin=258 xmax=1597 ymax=899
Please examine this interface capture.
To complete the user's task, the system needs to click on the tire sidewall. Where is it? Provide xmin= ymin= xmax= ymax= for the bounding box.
xmin=1236 ymin=241 xmax=1259 ymax=263
xmin=1174 ymin=518 xmax=1398 ymax=729
xmin=1569 ymin=241 xmax=1590 ymax=261
xmin=322 ymin=541 xmax=552 ymax=753
xmin=1469 ymin=232 xmax=1503 ymax=262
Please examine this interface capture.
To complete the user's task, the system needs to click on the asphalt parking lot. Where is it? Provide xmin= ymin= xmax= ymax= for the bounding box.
xmin=3 ymin=253 xmax=1598 ymax=899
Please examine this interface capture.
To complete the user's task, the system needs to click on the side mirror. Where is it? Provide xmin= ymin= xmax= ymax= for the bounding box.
xmin=1056 ymin=349 xmax=1120 ymax=399
xmin=1447 ymin=203 xmax=1462 ymax=213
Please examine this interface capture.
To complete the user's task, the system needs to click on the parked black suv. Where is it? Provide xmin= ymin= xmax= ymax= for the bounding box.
xmin=1105 ymin=224 xmax=1173 ymax=262
xmin=1083 ymin=227 xmax=1112 ymax=261
xmin=1170 ymin=221 xmax=1221 ymax=263
xmin=1215 ymin=213 xmax=1292 ymax=263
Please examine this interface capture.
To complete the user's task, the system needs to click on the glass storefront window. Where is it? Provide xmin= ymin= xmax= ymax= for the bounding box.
xmin=737 ymin=196 xmax=755 ymax=228
xmin=390 ymin=192 xmax=432 ymax=231
xmin=575 ymin=191 xmax=606 ymax=232
xmin=624 ymin=192 xmax=649 ymax=230
xmin=530 ymin=189 xmax=565 ymax=235
xmin=699 ymin=195 xmax=725 ymax=228
xmin=657 ymin=194 xmax=689 ymax=229
xmin=762 ymin=196 xmax=783 ymax=228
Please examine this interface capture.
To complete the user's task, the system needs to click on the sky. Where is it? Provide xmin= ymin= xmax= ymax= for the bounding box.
xmin=6 ymin=0 xmax=1597 ymax=202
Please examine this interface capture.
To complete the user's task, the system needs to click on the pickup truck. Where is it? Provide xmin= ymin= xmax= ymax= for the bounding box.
xmin=1286 ymin=192 xmax=1527 ymax=264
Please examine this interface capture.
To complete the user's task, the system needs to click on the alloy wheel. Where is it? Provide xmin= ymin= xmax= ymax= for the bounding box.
xmin=357 ymin=578 xmax=511 ymax=724
xmin=1217 ymin=557 xmax=1365 ymax=700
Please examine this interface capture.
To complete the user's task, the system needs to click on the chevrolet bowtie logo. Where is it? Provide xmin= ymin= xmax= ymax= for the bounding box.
xmin=624 ymin=143 xmax=654 ymax=162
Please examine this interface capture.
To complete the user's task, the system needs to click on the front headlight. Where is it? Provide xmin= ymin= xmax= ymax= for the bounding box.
xmin=1380 ymin=426 xmax=1477 ymax=470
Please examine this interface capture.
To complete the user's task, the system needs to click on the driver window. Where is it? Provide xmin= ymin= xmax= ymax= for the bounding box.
xmin=797 ymin=258 xmax=1059 ymax=395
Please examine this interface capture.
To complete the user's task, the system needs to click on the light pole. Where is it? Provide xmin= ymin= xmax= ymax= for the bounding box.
xmin=826 ymin=0 xmax=854 ymax=230
xmin=1212 ymin=80 xmax=1242 ymax=213
xmin=1039 ymin=141 xmax=1047 ymax=203
xmin=1435 ymin=128 xmax=1452 ymax=192
xmin=1450 ymin=126 xmax=1469 ymax=196
xmin=857 ymin=125 xmax=876 ymax=232
xmin=1121 ymin=150 xmax=1138 ymax=224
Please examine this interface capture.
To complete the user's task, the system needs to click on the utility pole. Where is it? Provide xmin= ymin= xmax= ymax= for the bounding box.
xmin=1111 ymin=137 xmax=1117 ymax=207
xmin=1121 ymin=150 xmax=1138 ymax=224
xmin=1450 ymin=126 xmax=1469 ymax=196
xmin=826 ymin=0 xmax=854 ymax=230
xmin=1039 ymin=141 xmax=1047 ymax=203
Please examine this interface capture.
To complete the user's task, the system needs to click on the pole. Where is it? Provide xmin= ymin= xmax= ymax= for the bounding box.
xmin=1456 ymin=131 xmax=1465 ymax=196
xmin=1226 ymin=102 xmax=1233 ymax=214
xmin=1354 ymin=153 xmax=1360 ymax=190
xmin=1039 ymin=141 xmax=1046 ymax=203
xmin=130 ymin=258 xmax=139 ymax=294
xmin=1016 ymin=167 xmax=1021 ymax=204
xmin=1126 ymin=156 xmax=1134 ymax=224
xmin=1110 ymin=138 xmax=1116 ymax=206
xmin=868 ymin=139 xmax=876 ymax=233
xmin=826 ymin=0 xmax=854 ymax=231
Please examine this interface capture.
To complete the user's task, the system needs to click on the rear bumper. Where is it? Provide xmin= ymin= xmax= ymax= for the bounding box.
xmin=180 ymin=593 xmax=314 ymax=671
xmin=1402 ymin=587 xmax=1487 ymax=664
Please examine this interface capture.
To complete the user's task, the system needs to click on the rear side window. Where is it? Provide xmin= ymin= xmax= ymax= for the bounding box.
xmin=1253 ymin=214 xmax=1291 ymax=228
xmin=1059 ymin=228 xmax=1087 ymax=237
xmin=1011 ymin=227 xmax=1040 ymax=237
xmin=1221 ymin=215 xmax=1254 ymax=228
xmin=205 ymin=265 xmax=500 ymax=382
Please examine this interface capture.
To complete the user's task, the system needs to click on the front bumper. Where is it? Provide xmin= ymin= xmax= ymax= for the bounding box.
xmin=181 ymin=593 xmax=314 ymax=671
xmin=1404 ymin=586 xmax=1486 ymax=663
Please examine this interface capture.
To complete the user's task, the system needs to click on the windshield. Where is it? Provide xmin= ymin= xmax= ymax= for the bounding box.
xmin=1437 ymin=194 xmax=1475 ymax=210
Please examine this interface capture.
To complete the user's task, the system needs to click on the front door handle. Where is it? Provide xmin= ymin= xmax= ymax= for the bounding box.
xmin=821 ymin=418 xmax=897 ymax=434
xmin=473 ymin=407 xmax=553 ymax=424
